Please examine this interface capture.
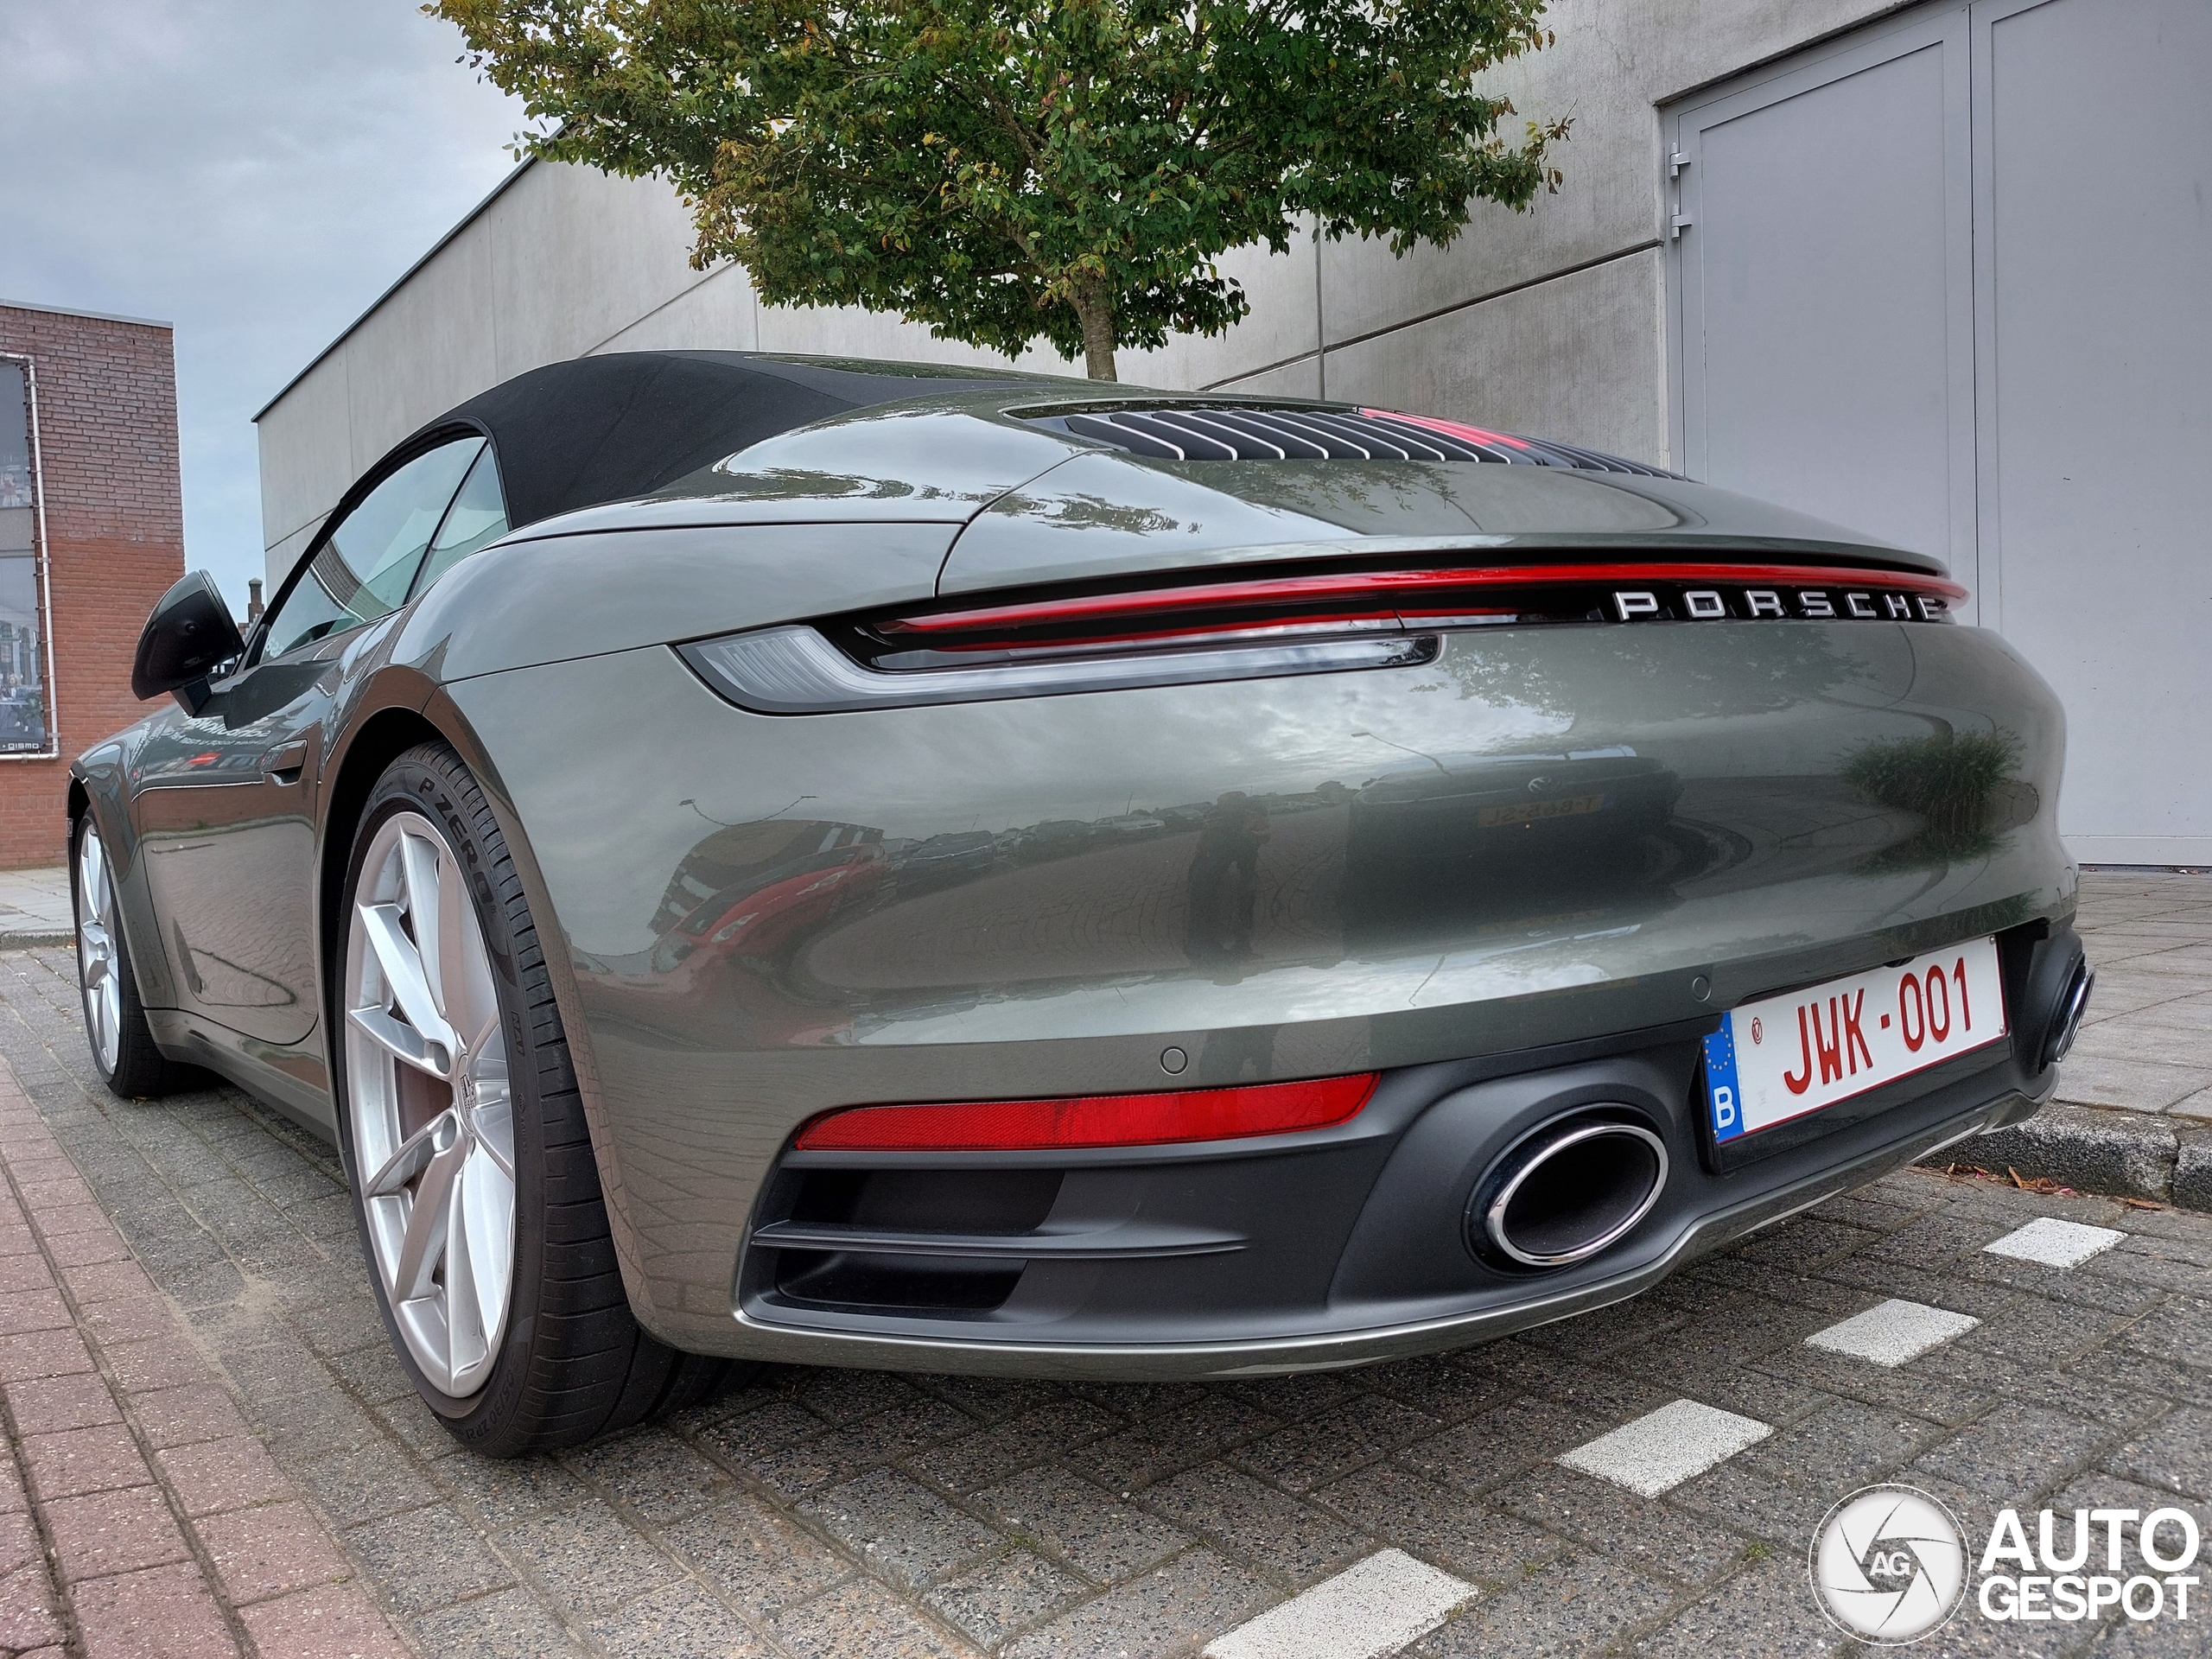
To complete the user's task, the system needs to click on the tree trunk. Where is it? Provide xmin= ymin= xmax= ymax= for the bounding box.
xmin=1072 ymin=283 xmax=1117 ymax=381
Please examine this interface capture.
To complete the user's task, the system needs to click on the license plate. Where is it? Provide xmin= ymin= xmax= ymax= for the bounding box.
xmin=1478 ymin=792 xmax=1609 ymax=828
xmin=1704 ymin=938 xmax=2007 ymax=1143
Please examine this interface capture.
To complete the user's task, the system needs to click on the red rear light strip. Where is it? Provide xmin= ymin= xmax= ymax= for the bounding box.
xmin=793 ymin=1073 xmax=1380 ymax=1153
xmin=884 ymin=563 xmax=1969 ymax=637
xmin=906 ymin=608 xmax=1451 ymax=656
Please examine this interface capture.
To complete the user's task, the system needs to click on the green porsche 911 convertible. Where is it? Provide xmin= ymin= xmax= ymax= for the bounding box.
xmin=70 ymin=352 xmax=2088 ymax=1452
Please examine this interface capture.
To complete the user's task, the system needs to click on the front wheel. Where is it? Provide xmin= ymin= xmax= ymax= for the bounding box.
xmin=337 ymin=742 xmax=731 ymax=1455
xmin=73 ymin=816 xmax=200 ymax=1098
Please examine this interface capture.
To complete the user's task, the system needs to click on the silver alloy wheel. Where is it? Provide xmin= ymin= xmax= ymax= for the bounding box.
xmin=344 ymin=810 xmax=517 ymax=1399
xmin=76 ymin=823 xmax=122 ymax=1073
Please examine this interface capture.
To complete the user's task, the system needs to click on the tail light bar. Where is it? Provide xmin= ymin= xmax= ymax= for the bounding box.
xmin=680 ymin=558 xmax=1968 ymax=715
xmin=876 ymin=561 xmax=1966 ymax=645
xmin=792 ymin=1073 xmax=1380 ymax=1153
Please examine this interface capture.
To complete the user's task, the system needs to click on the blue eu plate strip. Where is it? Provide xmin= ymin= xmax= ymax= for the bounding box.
xmin=1703 ymin=1020 xmax=1745 ymax=1144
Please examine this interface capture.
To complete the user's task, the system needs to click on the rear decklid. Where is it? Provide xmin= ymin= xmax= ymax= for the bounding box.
xmin=937 ymin=397 xmax=1948 ymax=597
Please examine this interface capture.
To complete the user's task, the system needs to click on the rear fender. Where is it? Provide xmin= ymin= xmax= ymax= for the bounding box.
xmin=393 ymin=523 xmax=957 ymax=682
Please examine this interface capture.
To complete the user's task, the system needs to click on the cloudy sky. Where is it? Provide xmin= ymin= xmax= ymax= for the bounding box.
xmin=0 ymin=2 xmax=531 ymax=609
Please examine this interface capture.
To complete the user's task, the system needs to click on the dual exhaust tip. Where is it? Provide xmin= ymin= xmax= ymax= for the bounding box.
xmin=1472 ymin=1114 xmax=1669 ymax=1270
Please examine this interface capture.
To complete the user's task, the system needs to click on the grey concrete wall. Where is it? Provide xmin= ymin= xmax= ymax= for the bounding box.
xmin=1324 ymin=250 xmax=1668 ymax=465
xmin=257 ymin=0 xmax=1901 ymax=588
xmin=256 ymin=161 xmax=723 ymax=565
xmin=1317 ymin=0 xmax=1902 ymax=337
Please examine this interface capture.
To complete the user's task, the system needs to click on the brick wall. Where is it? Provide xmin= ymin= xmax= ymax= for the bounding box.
xmin=0 ymin=304 xmax=184 ymax=869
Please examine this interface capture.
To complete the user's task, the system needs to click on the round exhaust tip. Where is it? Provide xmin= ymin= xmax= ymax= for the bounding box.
xmin=1477 ymin=1117 xmax=1669 ymax=1269
xmin=2043 ymin=959 xmax=2095 ymax=1067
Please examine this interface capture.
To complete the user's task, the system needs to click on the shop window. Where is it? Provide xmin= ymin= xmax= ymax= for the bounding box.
xmin=0 ymin=359 xmax=51 ymax=759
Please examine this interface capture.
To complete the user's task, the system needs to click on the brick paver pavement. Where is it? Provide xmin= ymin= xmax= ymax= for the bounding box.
xmin=0 ymin=870 xmax=2204 ymax=1656
xmin=0 ymin=1058 xmax=406 ymax=1658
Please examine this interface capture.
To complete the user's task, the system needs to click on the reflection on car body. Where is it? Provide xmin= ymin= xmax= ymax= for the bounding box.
xmin=894 ymin=830 xmax=999 ymax=884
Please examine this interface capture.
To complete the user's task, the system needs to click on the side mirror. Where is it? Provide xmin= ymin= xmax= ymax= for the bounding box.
xmin=132 ymin=571 xmax=245 ymax=713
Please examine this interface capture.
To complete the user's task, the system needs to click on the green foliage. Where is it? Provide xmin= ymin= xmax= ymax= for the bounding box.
xmin=1844 ymin=728 xmax=2024 ymax=871
xmin=1843 ymin=728 xmax=2022 ymax=841
xmin=429 ymin=0 xmax=1568 ymax=378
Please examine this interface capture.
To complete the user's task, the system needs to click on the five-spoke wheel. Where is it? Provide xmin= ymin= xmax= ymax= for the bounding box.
xmin=342 ymin=743 xmax=733 ymax=1452
xmin=76 ymin=822 xmax=123 ymax=1075
xmin=70 ymin=815 xmax=194 ymax=1098
xmin=343 ymin=810 xmax=518 ymax=1400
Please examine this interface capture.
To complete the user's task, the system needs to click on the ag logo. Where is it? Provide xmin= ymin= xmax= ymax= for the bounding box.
xmin=1810 ymin=1484 xmax=1968 ymax=1643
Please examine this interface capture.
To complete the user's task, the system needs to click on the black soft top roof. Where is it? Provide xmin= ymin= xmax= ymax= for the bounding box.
xmin=417 ymin=352 xmax=1052 ymax=530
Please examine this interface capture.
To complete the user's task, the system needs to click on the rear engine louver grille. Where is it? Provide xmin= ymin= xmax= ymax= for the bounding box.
xmin=1024 ymin=405 xmax=1685 ymax=476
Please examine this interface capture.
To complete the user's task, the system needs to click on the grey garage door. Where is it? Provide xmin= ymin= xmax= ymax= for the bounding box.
xmin=1669 ymin=0 xmax=2211 ymax=867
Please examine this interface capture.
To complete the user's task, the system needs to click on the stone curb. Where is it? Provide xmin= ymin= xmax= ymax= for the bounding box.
xmin=0 ymin=931 xmax=72 ymax=950
xmin=1923 ymin=1101 xmax=2212 ymax=1211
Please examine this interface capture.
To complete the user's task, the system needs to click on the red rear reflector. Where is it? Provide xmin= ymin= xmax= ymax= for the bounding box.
xmin=794 ymin=1073 xmax=1380 ymax=1153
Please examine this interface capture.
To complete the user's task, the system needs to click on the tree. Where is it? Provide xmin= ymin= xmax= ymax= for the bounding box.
xmin=432 ymin=0 xmax=1569 ymax=380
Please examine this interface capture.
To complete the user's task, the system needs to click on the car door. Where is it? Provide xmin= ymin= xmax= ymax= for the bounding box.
xmin=135 ymin=436 xmax=488 ymax=1046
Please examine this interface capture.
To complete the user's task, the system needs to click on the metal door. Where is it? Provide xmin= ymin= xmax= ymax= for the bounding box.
xmin=131 ymin=653 xmax=330 ymax=1046
xmin=1669 ymin=0 xmax=2211 ymax=862
xmin=1670 ymin=7 xmax=1975 ymax=589
xmin=1970 ymin=0 xmax=2212 ymax=864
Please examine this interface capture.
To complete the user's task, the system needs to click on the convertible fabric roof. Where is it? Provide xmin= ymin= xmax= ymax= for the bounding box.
xmin=420 ymin=352 xmax=1046 ymax=531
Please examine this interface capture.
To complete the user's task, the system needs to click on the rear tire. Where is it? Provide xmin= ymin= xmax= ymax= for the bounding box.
xmin=335 ymin=741 xmax=740 ymax=1456
xmin=72 ymin=815 xmax=200 ymax=1098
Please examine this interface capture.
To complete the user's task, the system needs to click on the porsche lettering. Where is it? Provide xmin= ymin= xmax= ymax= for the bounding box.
xmin=1605 ymin=585 xmax=1950 ymax=622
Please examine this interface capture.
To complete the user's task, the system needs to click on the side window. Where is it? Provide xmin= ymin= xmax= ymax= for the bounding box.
xmin=410 ymin=443 xmax=507 ymax=597
xmin=260 ymin=438 xmax=484 ymax=661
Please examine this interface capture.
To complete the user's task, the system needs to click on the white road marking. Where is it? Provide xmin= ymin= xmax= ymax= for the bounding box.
xmin=1202 ymin=1548 xmax=1473 ymax=1659
xmin=1556 ymin=1399 xmax=1771 ymax=1497
xmin=1804 ymin=1299 xmax=1980 ymax=1367
xmin=1983 ymin=1217 xmax=2126 ymax=1268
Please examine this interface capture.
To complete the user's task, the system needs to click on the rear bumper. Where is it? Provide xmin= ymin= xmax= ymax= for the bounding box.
xmin=728 ymin=1092 xmax=2043 ymax=1378
xmin=718 ymin=934 xmax=2068 ymax=1377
